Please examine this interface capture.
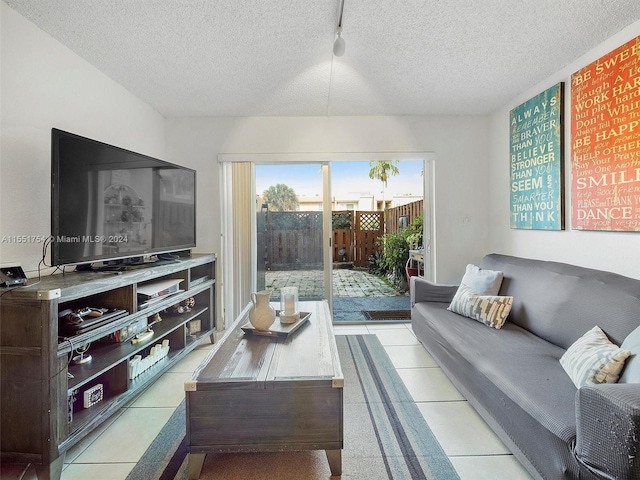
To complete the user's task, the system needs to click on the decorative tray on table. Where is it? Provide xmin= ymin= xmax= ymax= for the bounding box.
xmin=241 ymin=311 xmax=311 ymax=338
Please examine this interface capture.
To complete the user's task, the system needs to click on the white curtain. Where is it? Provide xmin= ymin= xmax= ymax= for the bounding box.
xmin=220 ymin=161 xmax=254 ymax=328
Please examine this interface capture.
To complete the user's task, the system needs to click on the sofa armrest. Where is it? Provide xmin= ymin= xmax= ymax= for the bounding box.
xmin=410 ymin=276 xmax=459 ymax=306
xmin=575 ymin=383 xmax=640 ymax=480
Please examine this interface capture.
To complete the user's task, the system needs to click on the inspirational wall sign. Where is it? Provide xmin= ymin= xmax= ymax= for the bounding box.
xmin=509 ymin=83 xmax=564 ymax=230
xmin=571 ymin=35 xmax=640 ymax=231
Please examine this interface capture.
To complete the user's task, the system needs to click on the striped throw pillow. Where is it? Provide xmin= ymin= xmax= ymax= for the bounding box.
xmin=447 ymin=284 xmax=513 ymax=329
xmin=560 ymin=326 xmax=631 ymax=388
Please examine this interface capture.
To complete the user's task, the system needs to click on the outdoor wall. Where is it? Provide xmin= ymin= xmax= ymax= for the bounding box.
xmin=488 ymin=19 xmax=640 ymax=280
xmin=0 ymin=3 xmax=166 ymax=273
xmin=166 ymin=115 xmax=491 ymax=284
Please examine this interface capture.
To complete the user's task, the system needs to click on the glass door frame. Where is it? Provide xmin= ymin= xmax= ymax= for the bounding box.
xmin=322 ymin=164 xmax=333 ymax=309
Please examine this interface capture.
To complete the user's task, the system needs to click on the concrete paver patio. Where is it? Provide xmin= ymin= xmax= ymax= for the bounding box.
xmin=265 ymin=268 xmax=411 ymax=323
xmin=265 ymin=268 xmax=400 ymax=298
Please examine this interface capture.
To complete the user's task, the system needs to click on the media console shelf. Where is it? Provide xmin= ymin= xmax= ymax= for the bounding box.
xmin=0 ymin=254 xmax=217 ymax=480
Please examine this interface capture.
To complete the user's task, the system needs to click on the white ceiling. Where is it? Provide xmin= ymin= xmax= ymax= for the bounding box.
xmin=6 ymin=0 xmax=640 ymax=117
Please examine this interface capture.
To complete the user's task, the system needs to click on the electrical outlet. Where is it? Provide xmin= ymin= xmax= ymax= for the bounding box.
xmin=458 ymin=215 xmax=471 ymax=225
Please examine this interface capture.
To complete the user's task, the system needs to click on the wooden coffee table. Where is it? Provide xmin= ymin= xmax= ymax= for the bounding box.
xmin=184 ymin=300 xmax=343 ymax=479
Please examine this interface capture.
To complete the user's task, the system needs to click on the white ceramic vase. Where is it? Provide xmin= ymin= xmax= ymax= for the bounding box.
xmin=249 ymin=290 xmax=276 ymax=331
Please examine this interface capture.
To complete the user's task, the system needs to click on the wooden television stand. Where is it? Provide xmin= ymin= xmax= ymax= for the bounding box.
xmin=0 ymin=254 xmax=217 ymax=480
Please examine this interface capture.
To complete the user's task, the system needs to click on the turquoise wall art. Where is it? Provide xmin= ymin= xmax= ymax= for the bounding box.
xmin=509 ymin=83 xmax=565 ymax=230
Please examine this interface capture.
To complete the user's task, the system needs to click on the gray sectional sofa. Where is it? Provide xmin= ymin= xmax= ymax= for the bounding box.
xmin=410 ymin=253 xmax=640 ymax=480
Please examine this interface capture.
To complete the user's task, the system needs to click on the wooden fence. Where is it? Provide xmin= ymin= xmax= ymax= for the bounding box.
xmin=353 ymin=211 xmax=383 ymax=267
xmin=331 ymin=210 xmax=383 ymax=267
xmin=386 ymin=199 xmax=424 ymax=234
xmin=264 ymin=210 xmax=383 ymax=269
xmin=263 ymin=201 xmax=422 ymax=270
xmin=265 ymin=212 xmax=323 ymax=269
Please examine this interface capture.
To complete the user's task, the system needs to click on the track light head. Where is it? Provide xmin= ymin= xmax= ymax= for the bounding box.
xmin=333 ymin=26 xmax=345 ymax=57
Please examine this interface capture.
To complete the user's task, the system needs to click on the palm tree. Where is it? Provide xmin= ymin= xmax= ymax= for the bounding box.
xmin=369 ymin=160 xmax=400 ymax=211
xmin=262 ymin=184 xmax=298 ymax=211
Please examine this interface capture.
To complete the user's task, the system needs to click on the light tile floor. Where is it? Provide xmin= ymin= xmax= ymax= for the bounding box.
xmin=60 ymin=324 xmax=534 ymax=480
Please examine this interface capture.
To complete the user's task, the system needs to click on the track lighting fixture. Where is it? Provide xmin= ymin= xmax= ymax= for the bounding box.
xmin=333 ymin=26 xmax=345 ymax=57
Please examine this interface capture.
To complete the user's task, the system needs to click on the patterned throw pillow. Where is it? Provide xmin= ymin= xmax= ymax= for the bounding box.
xmin=448 ymin=284 xmax=513 ymax=329
xmin=560 ymin=326 xmax=631 ymax=388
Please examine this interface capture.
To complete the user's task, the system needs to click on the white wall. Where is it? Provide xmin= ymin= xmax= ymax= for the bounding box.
xmin=488 ymin=19 xmax=640 ymax=280
xmin=6 ymin=0 xmax=638 ymax=284
xmin=166 ymin=115 xmax=491 ymax=284
xmin=0 ymin=3 xmax=166 ymax=273
xmin=1 ymin=2 xmax=490 ymax=286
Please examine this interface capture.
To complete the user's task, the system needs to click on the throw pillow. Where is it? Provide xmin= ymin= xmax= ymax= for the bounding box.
xmin=447 ymin=284 xmax=513 ymax=329
xmin=460 ymin=264 xmax=504 ymax=296
xmin=559 ymin=326 xmax=631 ymax=388
xmin=618 ymin=325 xmax=640 ymax=383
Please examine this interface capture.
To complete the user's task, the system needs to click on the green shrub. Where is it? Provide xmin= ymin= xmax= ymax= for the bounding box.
xmin=332 ymin=212 xmax=352 ymax=229
xmin=367 ymin=250 xmax=386 ymax=275
xmin=381 ymin=232 xmax=409 ymax=282
xmin=378 ymin=215 xmax=424 ymax=289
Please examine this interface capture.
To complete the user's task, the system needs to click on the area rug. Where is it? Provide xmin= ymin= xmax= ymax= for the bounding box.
xmin=126 ymin=335 xmax=459 ymax=480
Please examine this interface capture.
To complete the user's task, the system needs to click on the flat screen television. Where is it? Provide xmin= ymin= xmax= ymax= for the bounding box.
xmin=51 ymin=128 xmax=196 ymax=268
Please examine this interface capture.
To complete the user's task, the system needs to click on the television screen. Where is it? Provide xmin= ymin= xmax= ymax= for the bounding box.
xmin=51 ymin=129 xmax=196 ymax=267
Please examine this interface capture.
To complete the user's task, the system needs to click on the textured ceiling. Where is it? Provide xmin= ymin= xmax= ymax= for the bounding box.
xmin=5 ymin=0 xmax=640 ymax=117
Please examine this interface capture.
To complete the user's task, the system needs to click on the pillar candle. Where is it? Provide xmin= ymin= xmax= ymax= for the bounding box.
xmin=284 ymin=294 xmax=295 ymax=314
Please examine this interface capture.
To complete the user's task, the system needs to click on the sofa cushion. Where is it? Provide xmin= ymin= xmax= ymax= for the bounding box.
xmin=560 ymin=326 xmax=631 ymax=388
xmin=448 ymin=284 xmax=513 ymax=329
xmin=460 ymin=263 xmax=503 ymax=295
xmin=480 ymin=254 xmax=640 ymax=349
xmin=618 ymin=326 xmax=640 ymax=383
xmin=413 ymin=301 xmax=579 ymax=443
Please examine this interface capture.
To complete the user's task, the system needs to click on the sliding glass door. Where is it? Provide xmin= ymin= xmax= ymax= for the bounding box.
xmin=256 ymin=163 xmax=332 ymax=304
xmin=220 ymin=153 xmax=433 ymax=327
